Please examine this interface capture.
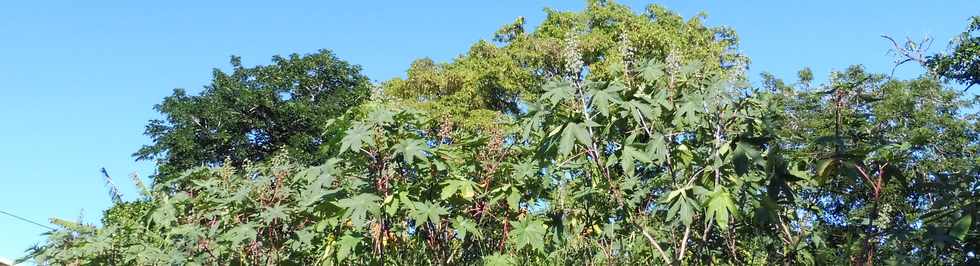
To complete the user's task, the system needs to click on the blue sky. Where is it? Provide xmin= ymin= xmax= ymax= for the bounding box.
xmin=0 ymin=0 xmax=976 ymax=261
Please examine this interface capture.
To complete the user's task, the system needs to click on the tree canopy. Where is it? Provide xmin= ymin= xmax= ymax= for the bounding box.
xmin=135 ymin=50 xmax=371 ymax=182
xmin=382 ymin=2 xmax=744 ymax=130
xmin=24 ymin=2 xmax=979 ymax=265
xmin=928 ymin=16 xmax=980 ymax=88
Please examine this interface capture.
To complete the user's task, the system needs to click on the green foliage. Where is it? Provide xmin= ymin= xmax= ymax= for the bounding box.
xmin=25 ymin=2 xmax=980 ymax=266
xmin=928 ymin=16 xmax=980 ymax=87
xmin=381 ymin=0 xmax=744 ymax=130
xmin=761 ymin=64 xmax=979 ymax=265
xmin=135 ymin=49 xmax=371 ymax=182
xmin=509 ymin=216 xmax=547 ymax=253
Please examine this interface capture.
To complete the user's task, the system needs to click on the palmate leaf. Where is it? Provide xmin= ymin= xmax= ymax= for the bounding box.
xmin=513 ymin=160 xmax=537 ymax=180
xmin=219 ymin=223 xmax=257 ymax=247
xmin=296 ymin=158 xmax=340 ymax=182
xmin=732 ymin=142 xmax=762 ymax=176
xmin=624 ymin=100 xmax=656 ymax=124
xmin=223 ymin=185 xmax=253 ymax=205
xmin=410 ymin=201 xmax=448 ymax=226
xmin=340 ymin=123 xmax=375 ymax=154
xmin=675 ymin=98 xmax=700 ymax=126
xmin=558 ymin=123 xmax=576 ymax=155
xmin=335 ymin=233 xmax=362 ymax=262
xmin=366 ymin=107 xmax=395 ymax=126
xmin=290 ymin=227 xmax=315 ymax=250
xmin=86 ymin=232 xmax=112 ymax=253
xmin=483 ymin=254 xmax=516 ymax=266
xmin=509 ymin=216 xmax=547 ymax=253
xmin=452 ymin=216 xmax=483 ymax=240
xmin=298 ymin=160 xmax=341 ymax=207
xmin=506 ymin=187 xmax=522 ymax=210
xmin=441 ymin=178 xmax=478 ymax=200
xmin=640 ymin=59 xmax=665 ymax=82
xmin=590 ymin=83 xmax=622 ymax=117
xmin=706 ymin=187 xmax=736 ymax=230
xmin=395 ymin=138 xmax=428 ymax=164
xmin=572 ymin=123 xmax=591 ymax=146
xmin=259 ymin=205 xmax=289 ymax=224
xmin=668 ymin=197 xmax=697 ymax=227
xmin=558 ymin=123 xmax=590 ymax=156
xmin=646 ymin=133 xmax=668 ymax=164
xmin=541 ymin=80 xmax=575 ymax=105
xmin=815 ymin=158 xmax=837 ymax=178
xmin=620 ymin=145 xmax=651 ymax=176
xmin=679 ymin=61 xmax=703 ymax=76
xmin=150 ymin=200 xmax=177 ymax=226
xmin=335 ymin=193 xmax=381 ymax=227
xmin=665 ymin=189 xmax=697 ymax=226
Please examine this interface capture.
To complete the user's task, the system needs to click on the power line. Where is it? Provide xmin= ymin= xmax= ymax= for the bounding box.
xmin=0 ymin=209 xmax=55 ymax=231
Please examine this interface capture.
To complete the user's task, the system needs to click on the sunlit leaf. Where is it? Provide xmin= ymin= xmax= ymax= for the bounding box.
xmin=335 ymin=193 xmax=381 ymax=226
xmin=340 ymin=123 xmax=375 ymax=154
xmin=950 ymin=214 xmax=972 ymax=242
xmin=706 ymin=188 xmax=735 ymax=230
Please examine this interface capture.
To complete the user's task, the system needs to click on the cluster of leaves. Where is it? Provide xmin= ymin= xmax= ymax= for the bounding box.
xmin=25 ymin=1 xmax=979 ymax=265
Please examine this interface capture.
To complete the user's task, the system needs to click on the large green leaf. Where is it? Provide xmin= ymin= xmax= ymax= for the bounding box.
xmin=950 ymin=214 xmax=972 ymax=241
xmin=646 ymin=133 xmax=668 ymax=164
xmin=410 ymin=201 xmax=448 ymax=226
xmin=483 ymin=254 xmax=516 ymax=266
xmin=640 ymin=59 xmax=665 ymax=82
xmin=335 ymin=234 xmax=361 ymax=262
xmin=676 ymin=97 xmax=700 ymax=126
xmin=625 ymin=100 xmax=656 ymax=124
xmin=452 ymin=216 xmax=483 ymax=240
xmin=297 ymin=160 xmax=341 ymax=207
xmin=506 ymin=188 xmax=522 ymax=210
xmin=590 ymin=83 xmax=622 ymax=117
xmin=259 ymin=205 xmax=289 ymax=224
xmin=706 ymin=188 xmax=735 ymax=230
xmin=509 ymin=216 xmax=547 ymax=252
xmin=340 ymin=123 xmax=375 ymax=154
xmin=366 ymin=107 xmax=395 ymax=126
xmin=571 ymin=123 xmax=592 ymax=146
xmin=395 ymin=138 xmax=429 ymax=164
xmin=732 ymin=142 xmax=762 ymax=176
xmin=335 ymin=193 xmax=381 ymax=226
xmin=666 ymin=195 xmax=697 ymax=227
xmin=440 ymin=178 xmax=478 ymax=200
xmin=541 ymin=80 xmax=575 ymax=105
xmin=150 ymin=200 xmax=176 ymax=226
xmin=219 ymin=224 xmax=256 ymax=247
xmin=558 ymin=123 xmax=578 ymax=155
xmin=815 ymin=158 xmax=836 ymax=178
xmin=620 ymin=145 xmax=651 ymax=176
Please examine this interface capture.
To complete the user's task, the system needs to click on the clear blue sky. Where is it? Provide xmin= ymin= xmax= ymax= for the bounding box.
xmin=1 ymin=0 xmax=976 ymax=261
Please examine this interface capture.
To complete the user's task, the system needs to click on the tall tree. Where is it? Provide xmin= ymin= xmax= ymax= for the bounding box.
xmin=382 ymin=1 xmax=745 ymax=130
xmin=761 ymin=65 xmax=979 ymax=264
xmin=135 ymin=50 xmax=371 ymax=182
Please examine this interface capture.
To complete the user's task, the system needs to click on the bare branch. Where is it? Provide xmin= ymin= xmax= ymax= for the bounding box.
xmin=881 ymin=35 xmax=933 ymax=76
xmin=641 ymin=228 xmax=673 ymax=265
